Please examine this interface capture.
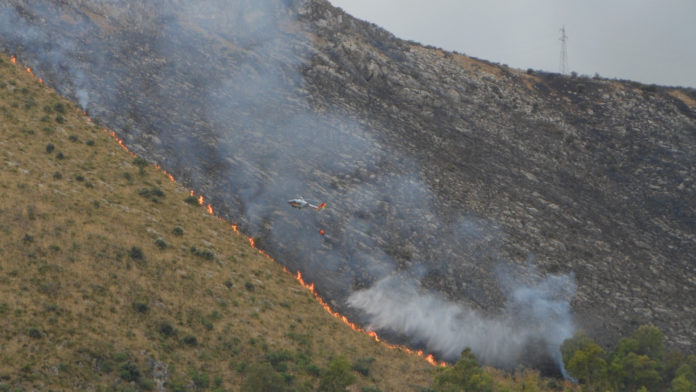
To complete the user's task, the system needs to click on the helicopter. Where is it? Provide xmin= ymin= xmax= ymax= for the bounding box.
xmin=288 ymin=197 xmax=326 ymax=211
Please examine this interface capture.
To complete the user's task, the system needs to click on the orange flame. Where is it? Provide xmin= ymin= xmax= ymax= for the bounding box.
xmin=206 ymin=204 xmax=214 ymax=215
xmin=108 ymin=130 xmax=136 ymax=157
xmin=10 ymin=56 xmax=16 ymax=64
xmin=293 ymin=271 xmax=446 ymax=367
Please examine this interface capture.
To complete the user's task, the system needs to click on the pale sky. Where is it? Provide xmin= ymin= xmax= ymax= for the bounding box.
xmin=330 ymin=0 xmax=696 ymax=88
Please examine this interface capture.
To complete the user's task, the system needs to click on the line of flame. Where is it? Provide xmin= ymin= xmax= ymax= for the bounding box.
xmin=11 ymin=55 xmax=42 ymax=83
xmin=10 ymin=53 xmax=445 ymax=368
xmin=292 ymin=270 xmax=445 ymax=367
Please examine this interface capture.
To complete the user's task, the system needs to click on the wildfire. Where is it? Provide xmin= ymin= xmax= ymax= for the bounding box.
xmin=12 ymin=51 xmax=445 ymax=368
xmin=108 ymin=130 xmax=136 ymax=157
xmin=155 ymin=164 xmax=177 ymax=183
xmin=9 ymin=55 xmax=42 ymax=83
xmin=294 ymin=271 xmax=446 ymax=367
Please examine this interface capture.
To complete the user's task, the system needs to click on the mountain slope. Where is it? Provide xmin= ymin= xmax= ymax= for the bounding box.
xmin=1 ymin=0 xmax=694 ymax=372
xmin=0 ymin=52 xmax=441 ymax=391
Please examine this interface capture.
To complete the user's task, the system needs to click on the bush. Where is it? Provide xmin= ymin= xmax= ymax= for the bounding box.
xmin=158 ymin=322 xmax=176 ymax=337
xmin=190 ymin=246 xmax=214 ymax=260
xmin=241 ymin=362 xmax=286 ymax=392
xmin=129 ymin=246 xmax=144 ymax=261
xmin=27 ymin=328 xmax=42 ymax=339
xmin=172 ymin=226 xmax=184 ymax=236
xmin=182 ymin=335 xmax=198 ymax=346
xmin=53 ymin=102 xmax=66 ymax=114
xmin=133 ymin=157 xmax=148 ymax=168
xmin=45 ymin=143 xmax=54 ymax=153
xmin=132 ymin=301 xmax=149 ymax=313
xmin=155 ymin=238 xmax=167 ymax=249
xmin=352 ymin=357 xmax=375 ymax=376
xmin=120 ymin=361 xmax=141 ymax=382
xmin=184 ymin=195 xmax=200 ymax=205
xmin=433 ymin=348 xmax=492 ymax=392
xmin=191 ymin=370 xmax=209 ymax=388
xmin=318 ymin=356 xmax=356 ymax=391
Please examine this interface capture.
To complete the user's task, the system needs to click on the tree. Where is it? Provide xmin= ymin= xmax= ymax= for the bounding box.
xmin=671 ymin=356 xmax=696 ymax=392
xmin=610 ymin=352 xmax=662 ymax=392
xmin=608 ymin=325 xmax=665 ymax=391
xmin=562 ymin=331 xmax=608 ymax=391
xmin=433 ymin=348 xmax=493 ymax=392
xmin=318 ymin=355 xmax=356 ymax=392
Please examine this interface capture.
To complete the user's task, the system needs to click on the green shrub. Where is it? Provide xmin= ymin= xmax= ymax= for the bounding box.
xmin=191 ymin=370 xmax=209 ymax=388
xmin=433 ymin=348 xmax=492 ymax=392
xmin=158 ymin=322 xmax=176 ymax=337
xmin=27 ymin=328 xmax=41 ymax=339
xmin=133 ymin=157 xmax=148 ymax=168
xmin=45 ymin=143 xmax=54 ymax=153
xmin=172 ymin=226 xmax=184 ymax=236
xmin=128 ymin=246 xmax=144 ymax=261
xmin=155 ymin=238 xmax=167 ymax=249
xmin=53 ymin=102 xmax=66 ymax=114
xmin=120 ymin=361 xmax=141 ymax=382
xmin=182 ymin=335 xmax=198 ymax=346
xmin=241 ymin=362 xmax=286 ymax=392
xmin=132 ymin=301 xmax=149 ymax=313
xmin=318 ymin=356 xmax=356 ymax=391
xmin=184 ymin=195 xmax=200 ymax=205
xmin=352 ymin=357 xmax=375 ymax=376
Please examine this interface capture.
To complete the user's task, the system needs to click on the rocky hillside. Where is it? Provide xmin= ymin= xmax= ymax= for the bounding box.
xmin=1 ymin=0 xmax=694 ymax=371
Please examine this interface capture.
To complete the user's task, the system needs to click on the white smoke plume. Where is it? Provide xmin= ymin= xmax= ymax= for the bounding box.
xmin=348 ymin=267 xmax=576 ymax=372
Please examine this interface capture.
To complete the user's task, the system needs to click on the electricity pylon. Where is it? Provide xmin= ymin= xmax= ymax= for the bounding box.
xmin=559 ymin=26 xmax=568 ymax=75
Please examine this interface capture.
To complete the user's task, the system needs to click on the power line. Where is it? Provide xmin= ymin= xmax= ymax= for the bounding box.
xmin=559 ymin=26 xmax=568 ymax=74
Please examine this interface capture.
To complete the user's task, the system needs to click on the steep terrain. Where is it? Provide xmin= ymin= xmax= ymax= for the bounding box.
xmin=1 ymin=0 xmax=694 ymax=373
xmin=0 ymin=52 xmax=441 ymax=391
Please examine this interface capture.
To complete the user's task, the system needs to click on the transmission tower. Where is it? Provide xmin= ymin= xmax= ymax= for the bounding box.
xmin=559 ymin=26 xmax=568 ymax=75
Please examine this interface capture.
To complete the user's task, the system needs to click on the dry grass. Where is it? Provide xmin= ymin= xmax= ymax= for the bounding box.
xmin=669 ymin=89 xmax=696 ymax=108
xmin=0 ymin=52 xmax=577 ymax=391
xmin=0 ymin=51 xmax=436 ymax=391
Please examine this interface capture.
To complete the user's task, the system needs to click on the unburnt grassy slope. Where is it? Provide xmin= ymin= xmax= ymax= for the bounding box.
xmin=0 ymin=53 xmax=437 ymax=391
xmin=1 ymin=0 xmax=695 ymax=365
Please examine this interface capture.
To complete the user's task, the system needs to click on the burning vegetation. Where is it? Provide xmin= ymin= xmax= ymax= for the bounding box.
xmin=0 ymin=50 xmax=591 ymax=392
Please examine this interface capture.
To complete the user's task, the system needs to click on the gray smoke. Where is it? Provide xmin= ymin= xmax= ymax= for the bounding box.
xmin=0 ymin=0 xmax=577 ymax=374
xmin=348 ymin=265 xmax=575 ymax=371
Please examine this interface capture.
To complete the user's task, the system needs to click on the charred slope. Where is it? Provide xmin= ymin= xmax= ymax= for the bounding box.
xmin=1 ymin=0 xmax=695 ymax=370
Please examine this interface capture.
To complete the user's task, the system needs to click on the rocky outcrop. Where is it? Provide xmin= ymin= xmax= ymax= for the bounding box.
xmin=1 ymin=0 xmax=694 ymax=366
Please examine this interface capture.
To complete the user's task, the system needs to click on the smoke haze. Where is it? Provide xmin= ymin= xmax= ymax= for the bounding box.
xmin=0 ymin=0 xmax=577 ymax=372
